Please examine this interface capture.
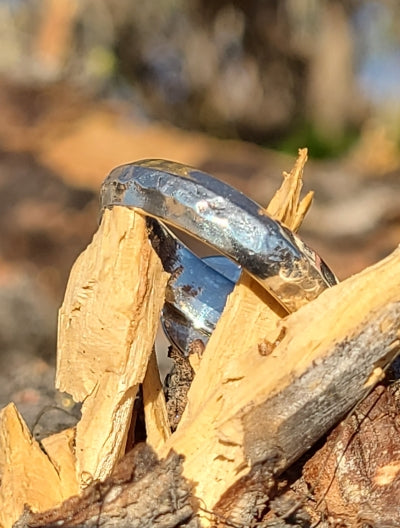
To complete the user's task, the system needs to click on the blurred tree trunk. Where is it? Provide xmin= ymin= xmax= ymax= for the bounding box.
xmin=194 ymin=0 xmax=365 ymax=141
xmin=33 ymin=0 xmax=79 ymax=77
xmin=305 ymin=1 xmax=363 ymax=139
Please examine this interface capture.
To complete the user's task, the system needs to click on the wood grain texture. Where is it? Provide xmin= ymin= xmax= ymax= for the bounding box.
xmin=142 ymin=348 xmax=171 ymax=451
xmin=41 ymin=427 xmax=79 ymax=499
xmin=161 ymin=246 xmax=400 ymax=525
xmin=0 ymin=404 xmax=66 ymax=528
xmin=56 ymin=207 xmax=169 ymax=486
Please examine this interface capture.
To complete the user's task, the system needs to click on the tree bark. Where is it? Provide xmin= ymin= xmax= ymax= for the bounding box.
xmin=14 ymin=444 xmax=198 ymax=528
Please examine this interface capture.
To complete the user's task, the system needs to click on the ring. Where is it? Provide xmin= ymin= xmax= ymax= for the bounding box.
xmin=100 ymin=159 xmax=337 ymax=352
xmin=146 ymin=218 xmax=240 ymax=354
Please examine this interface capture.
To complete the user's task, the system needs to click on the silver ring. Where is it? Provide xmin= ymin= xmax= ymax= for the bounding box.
xmin=145 ymin=218 xmax=240 ymax=354
xmin=100 ymin=159 xmax=337 ymax=353
xmin=101 ymin=159 xmax=337 ymax=296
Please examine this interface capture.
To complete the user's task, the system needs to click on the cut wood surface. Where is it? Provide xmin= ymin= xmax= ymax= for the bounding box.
xmin=0 ymin=404 xmax=67 ymax=528
xmin=56 ymin=207 xmax=169 ymax=486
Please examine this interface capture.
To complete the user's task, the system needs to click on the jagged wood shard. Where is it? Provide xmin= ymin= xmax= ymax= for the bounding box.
xmin=56 ymin=206 xmax=169 ymax=486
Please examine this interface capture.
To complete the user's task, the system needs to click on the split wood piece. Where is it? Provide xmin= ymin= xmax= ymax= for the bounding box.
xmin=57 ymin=207 xmax=169 ymax=487
xmin=41 ymin=427 xmax=79 ymax=499
xmin=266 ymin=147 xmax=313 ymax=231
xmin=0 ymin=403 xmax=71 ymax=528
xmin=161 ymin=246 xmax=400 ymax=526
xmin=142 ymin=348 xmax=171 ymax=451
xmin=15 ymin=443 xmax=198 ymax=528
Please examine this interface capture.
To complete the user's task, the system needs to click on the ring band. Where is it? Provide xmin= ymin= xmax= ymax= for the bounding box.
xmin=146 ymin=218 xmax=239 ymax=354
xmin=101 ymin=159 xmax=337 ymax=315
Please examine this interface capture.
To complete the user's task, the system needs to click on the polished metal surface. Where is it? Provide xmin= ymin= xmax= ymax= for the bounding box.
xmin=101 ymin=159 xmax=338 ymax=316
xmin=146 ymin=218 xmax=238 ymax=354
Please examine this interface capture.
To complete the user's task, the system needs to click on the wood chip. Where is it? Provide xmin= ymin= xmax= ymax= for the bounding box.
xmin=266 ymin=148 xmax=313 ymax=231
xmin=56 ymin=206 xmax=169 ymax=486
xmin=41 ymin=427 xmax=79 ymax=499
xmin=0 ymin=404 xmax=66 ymax=528
xmin=142 ymin=348 xmax=171 ymax=451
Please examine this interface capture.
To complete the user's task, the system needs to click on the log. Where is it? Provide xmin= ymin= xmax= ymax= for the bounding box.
xmin=56 ymin=206 xmax=169 ymax=486
xmin=156 ymin=145 xmax=399 ymax=524
xmin=160 ymin=247 xmax=400 ymax=525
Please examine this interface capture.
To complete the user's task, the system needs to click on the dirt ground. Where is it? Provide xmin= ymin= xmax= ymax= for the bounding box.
xmin=0 ymin=78 xmax=399 ymax=432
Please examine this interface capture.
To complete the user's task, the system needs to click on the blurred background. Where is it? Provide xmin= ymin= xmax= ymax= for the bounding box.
xmin=0 ymin=0 xmax=399 ymax=431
